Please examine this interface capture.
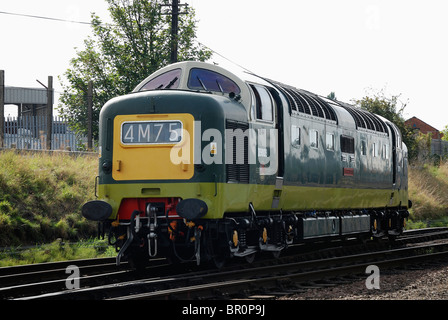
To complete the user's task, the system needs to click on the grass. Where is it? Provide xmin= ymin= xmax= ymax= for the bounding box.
xmin=0 ymin=150 xmax=98 ymax=247
xmin=408 ymin=161 xmax=448 ymax=227
xmin=0 ymin=238 xmax=116 ymax=267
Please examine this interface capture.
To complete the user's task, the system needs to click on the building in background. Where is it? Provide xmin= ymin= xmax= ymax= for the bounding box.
xmin=405 ymin=116 xmax=443 ymax=139
xmin=405 ymin=116 xmax=448 ymax=159
xmin=1 ymin=86 xmax=86 ymax=151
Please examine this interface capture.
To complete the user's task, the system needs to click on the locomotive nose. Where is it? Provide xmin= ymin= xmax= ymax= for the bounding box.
xmin=112 ymin=113 xmax=195 ymax=181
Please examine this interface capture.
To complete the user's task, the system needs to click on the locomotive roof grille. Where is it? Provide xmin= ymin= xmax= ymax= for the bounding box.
xmin=295 ymin=88 xmax=338 ymax=122
xmin=341 ymin=103 xmax=367 ymax=129
xmin=314 ymin=95 xmax=338 ymax=121
xmin=281 ymin=87 xmax=297 ymax=111
xmin=300 ymin=91 xmax=321 ymax=118
xmin=303 ymin=92 xmax=326 ymax=119
xmin=284 ymin=87 xmax=308 ymax=114
xmin=268 ymin=79 xmax=386 ymax=133
xmin=265 ymin=80 xmax=338 ymax=123
xmin=339 ymin=103 xmax=388 ymax=133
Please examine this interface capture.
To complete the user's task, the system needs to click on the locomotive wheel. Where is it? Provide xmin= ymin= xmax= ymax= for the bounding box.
xmin=213 ymin=254 xmax=226 ymax=269
xmin=245 ymin=253 xmax=256 ymax=264
xmin=205 ymin=229 xmax=229 ymax=269
xmin=388 ymin=234 xmax=397 ymax=242
xmin=212 ymin=244 xmax=229 ymax=269
xmin=165 ymin=248 xmax=182 ymax=264
xmin=128 ymin=251 xmax=150 ymax=271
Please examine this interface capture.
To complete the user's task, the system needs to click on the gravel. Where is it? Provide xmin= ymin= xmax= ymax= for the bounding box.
xmin=279 ymin=261 xmax=448 ymax=300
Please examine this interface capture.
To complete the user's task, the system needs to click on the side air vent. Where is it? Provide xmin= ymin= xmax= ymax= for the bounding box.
xmin=265 ymin=79 xmax=338 ymax=123
xmin=225 ymin=120 xmax=249 ymax=183
xmin=338 ymin=103 xmax=388 ymax=133
xmin=256 ymin=75 xmax=386 ymax=134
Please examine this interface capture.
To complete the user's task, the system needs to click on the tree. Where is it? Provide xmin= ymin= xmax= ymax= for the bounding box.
xmin=441 ymin=125 xmax=448 ymax=141
xmin=58 ymin=0 xmax=212 ymax=140
xmin=327 ymin=92 xmax=337 ymax=101
xmin=354 ymin=91 xmax=419 ymax=161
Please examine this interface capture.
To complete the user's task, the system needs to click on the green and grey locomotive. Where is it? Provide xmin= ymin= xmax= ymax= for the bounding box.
xmin=82 ymin=61 xmax=410 ymax=267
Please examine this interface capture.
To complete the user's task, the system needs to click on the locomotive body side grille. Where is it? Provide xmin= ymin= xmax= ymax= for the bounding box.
xmin=225 ymin=120 xmax=249 ymax=183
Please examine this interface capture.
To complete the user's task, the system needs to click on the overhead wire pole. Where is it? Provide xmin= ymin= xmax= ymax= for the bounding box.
xmin=0 ymin=70 xmax=4 ymax=148
xmin=170 ymin=0 xmax=179 ymax=63
xmin=162 ymin=0 xmax=188 ymax=63
xmin=46 ymin=76 xmax=53 ymax=150
xmin=87 ymin=81 xmax=93 ymax=151
xmin=37 ymin=76 xmax=54 ymax=150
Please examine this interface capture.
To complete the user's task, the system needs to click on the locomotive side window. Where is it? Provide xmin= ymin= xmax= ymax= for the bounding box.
xmin=372 ymin=143 xmax=377 ymax=157
xmin=250 ymin=84 xmax=274 ymax=122
xmin=341 ymin=135 xmax=354 ymax=154
xmin=361 ymin=140 xmax=367 ymax=155
xmin=140 ymin=68 xmax=181 ymax=91
xmin=188 ymin=68 xmax=241 ymax=94
xmin=291 ymin=125 xmax=300 ymax=147
xmin=383 ymin=144 xmax=390 ymax=159
xmin=326 ymin=133 xmax=334 ymax=151
xmin=310 ymin=130 xmax=319 ymax=148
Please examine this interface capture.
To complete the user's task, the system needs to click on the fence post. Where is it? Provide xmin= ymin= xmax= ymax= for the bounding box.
xmin=0 ymin=70 xmax=4 ymax=148
xmin=46 ymin=76 xmax=53 ymax=150
xmin=87 ymin=80 xmax=93 ymax=151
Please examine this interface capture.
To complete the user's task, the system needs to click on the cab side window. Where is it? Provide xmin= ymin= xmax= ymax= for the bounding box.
xmin=250 ymin=84 xmax=274 ymax=122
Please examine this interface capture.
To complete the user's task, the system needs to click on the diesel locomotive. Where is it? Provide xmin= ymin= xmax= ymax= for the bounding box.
xmin=82 ymin=61 xmax=410 ymax=267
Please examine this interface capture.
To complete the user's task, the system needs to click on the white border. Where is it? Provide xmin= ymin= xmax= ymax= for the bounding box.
xmin=120 ymin=120 xmax=183 ymax=146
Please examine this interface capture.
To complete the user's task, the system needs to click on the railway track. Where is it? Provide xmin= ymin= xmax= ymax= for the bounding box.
xmin=2 ymin=227 xmax=448 ymax=300
xmin=111 ymin=241 xmax=448 ymax=300
xmin=0 ymin=256 xmax=172 ymax=300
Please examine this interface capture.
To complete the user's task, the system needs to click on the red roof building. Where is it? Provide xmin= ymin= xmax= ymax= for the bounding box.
xmin=405 ymin=116 xmax=442 ymax=139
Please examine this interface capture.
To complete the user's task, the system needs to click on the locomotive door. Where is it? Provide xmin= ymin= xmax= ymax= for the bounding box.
xmin=250 ymin=84 xmax=284 ymax=178
xmin=250 ymin=84 xmax=284 ymax=208
xmin=268 ymin=87 xmax=285 ymax=179
xmin=387 ymin=123 xmax=400 ymax=189
xmin=267 ymin=87 xmax=285 ymax=209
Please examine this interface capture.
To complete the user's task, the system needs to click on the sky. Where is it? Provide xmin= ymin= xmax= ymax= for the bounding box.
xmin=1 ymin=0 xmax=447 ymax=131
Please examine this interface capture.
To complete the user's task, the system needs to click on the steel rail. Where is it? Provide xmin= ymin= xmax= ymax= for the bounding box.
xmin=0 ymin=257 xmax=167 ymax=300
xmin=0 ymin=258 xmax=122 ymax=287
xmin=3 ymin=227 xmax=448 ymax=300
xmin=20 ymin=240 xmax=448 ymax=300
xmin=110 ymin=242 xmax=448 ymax=300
